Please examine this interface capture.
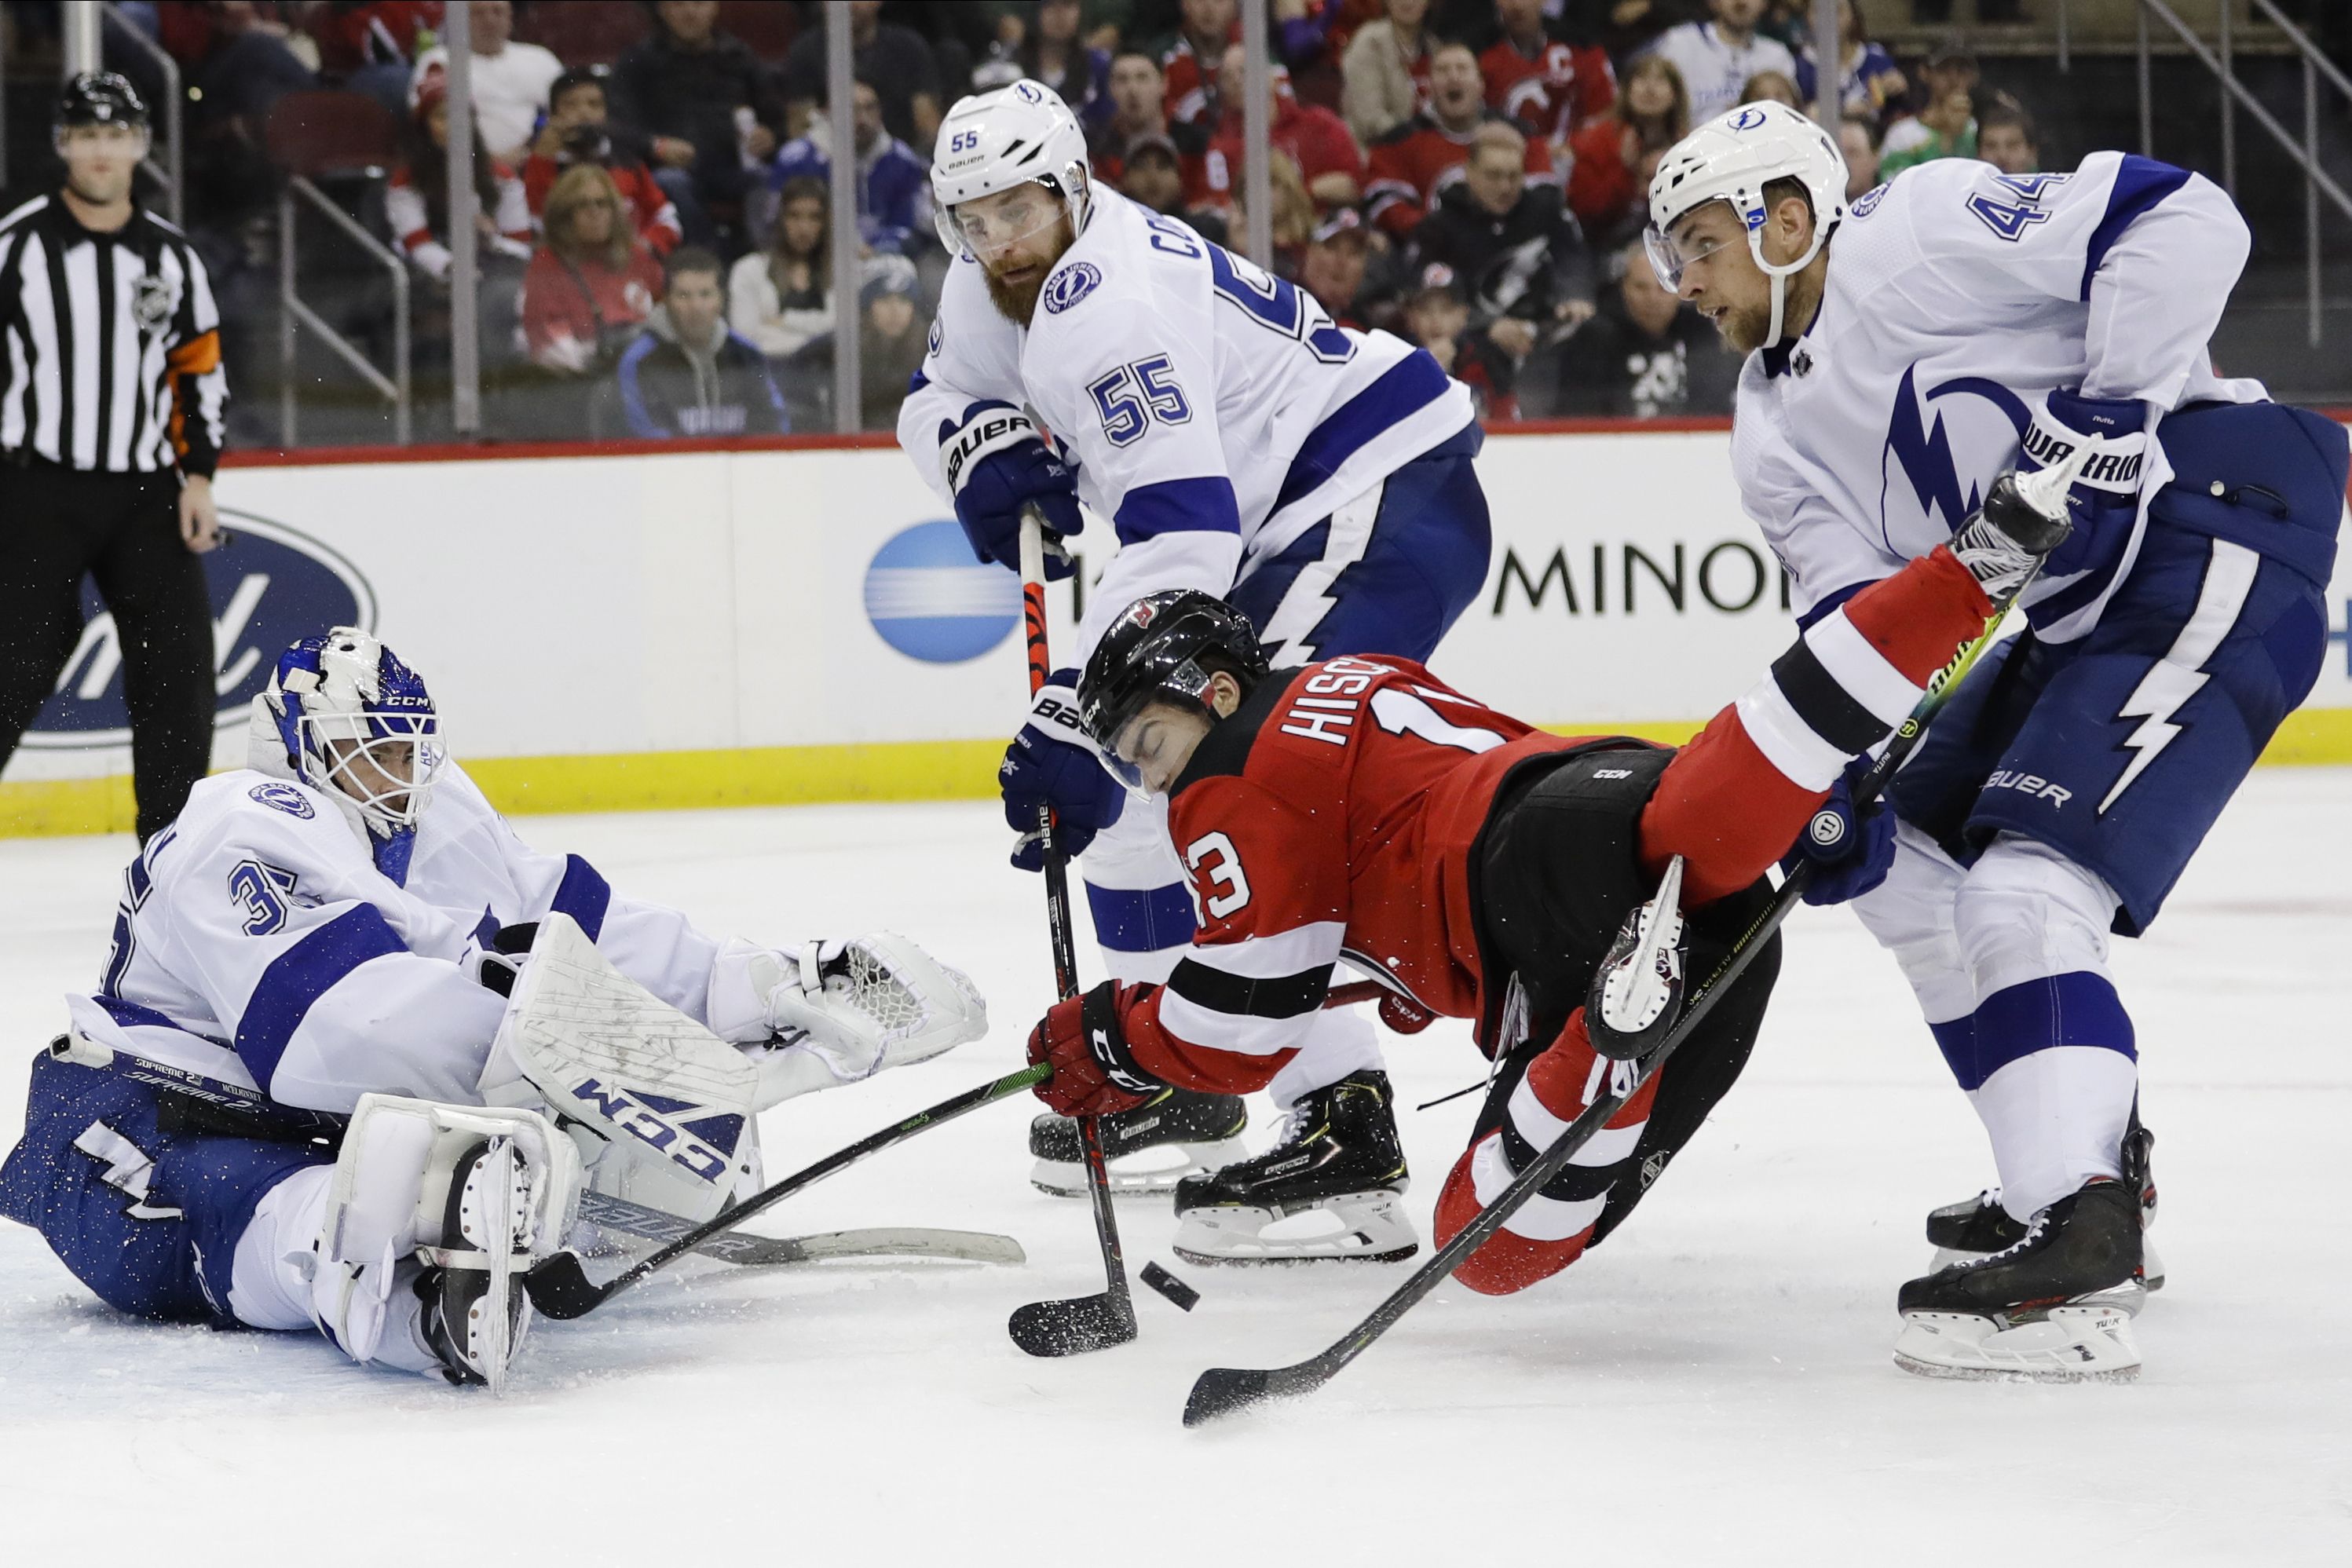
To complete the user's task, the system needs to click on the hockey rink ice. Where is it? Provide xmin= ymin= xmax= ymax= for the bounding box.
xmin=1 ymin=769 xmax=2345 ymax=1564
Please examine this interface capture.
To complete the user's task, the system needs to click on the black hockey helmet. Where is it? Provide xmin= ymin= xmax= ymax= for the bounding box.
xmin=57 ymin=71 xmax=148 ymax=132
xmin=1079 ymin=590 xmax=1269 ymax=767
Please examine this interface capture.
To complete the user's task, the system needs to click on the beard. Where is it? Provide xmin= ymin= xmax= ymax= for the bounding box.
xmin=1715 ymin=296 xmax=1777 ymax=356
xmin=983 ymin=265 xmax=1049 ymax=325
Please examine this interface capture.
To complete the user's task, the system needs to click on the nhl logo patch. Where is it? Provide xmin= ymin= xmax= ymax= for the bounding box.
xmin=132 ymin=273 xmax=176 ymax=333
xmin=1042 ymin=262 xmax=1101 ymax=315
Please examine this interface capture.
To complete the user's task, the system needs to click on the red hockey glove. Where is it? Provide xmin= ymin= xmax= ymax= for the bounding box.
xmin=1026 ymin=981 xmax=1159 ymax=1117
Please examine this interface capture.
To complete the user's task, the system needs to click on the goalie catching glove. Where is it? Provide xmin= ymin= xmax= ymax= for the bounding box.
xmin=1026 ymin=982 xmax=1160 ymax=1118
xmin=723 ymin=931 xmax=990 ymax=1098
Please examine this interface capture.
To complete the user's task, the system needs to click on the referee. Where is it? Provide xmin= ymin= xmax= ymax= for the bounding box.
xmin=0 ymin=74 xmax=229 ymax=842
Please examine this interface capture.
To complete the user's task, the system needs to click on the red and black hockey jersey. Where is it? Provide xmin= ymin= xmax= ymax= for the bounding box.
xmin=1108 ymin=547 xmax=2000 ymax=1096
xmin=1364 ymin=109 xmax=1559 ymax=238
xmin=1480 ymin=36 xmax=1617 ymax=143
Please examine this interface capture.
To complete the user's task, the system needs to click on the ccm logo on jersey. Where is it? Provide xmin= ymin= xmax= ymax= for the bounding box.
xmin=1984 ymin=769 xmax=2073 ymax=806
xmin=568 ymin=1077 xmax=733 ymax=1186
xmin=1277 ymin=656 xmax=1394 ymax=747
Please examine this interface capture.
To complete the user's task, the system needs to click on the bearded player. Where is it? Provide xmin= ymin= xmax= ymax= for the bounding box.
xmin=1019 ymin=483 xmax=2072 ymax=1297
xmin=899 ymin=80 xmax=1491 ymax=1261
xmin=1645 ymin=102 xmax=2346 ymax=1378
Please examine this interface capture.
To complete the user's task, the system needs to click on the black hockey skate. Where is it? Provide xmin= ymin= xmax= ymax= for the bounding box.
xmin=1172 ymin=1070 xmax=1417 ymax=1265
xmin=1029 ymin=1086 xmax=1249 ymax=1197
xmin=413 ymin=1135 xmax=537 ymax=1389
xmin=1926 ymin=1124 xmax=2164 ymax=1289
xmin=1893 ymin=1178 xmax=2145 ymax=1382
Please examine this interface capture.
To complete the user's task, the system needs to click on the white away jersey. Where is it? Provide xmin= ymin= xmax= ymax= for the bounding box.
xmin=899 ymin=187 xmax=1474 ymax=653
xmin=1732 ymin=152 xmax=2267 ymax=642
xmin=79 ymin=764 xmax=759 ymax=1113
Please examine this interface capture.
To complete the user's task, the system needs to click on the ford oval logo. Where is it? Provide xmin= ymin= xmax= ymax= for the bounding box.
xmin=21 ymin=507 xmax=377 ymax=751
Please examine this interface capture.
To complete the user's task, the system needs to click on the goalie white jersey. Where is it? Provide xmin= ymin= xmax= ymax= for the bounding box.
xmin=79 ymin=763 xmax=765 ymax=1114
xmin=1732 ymin=152 xmax=2268 ymax=641
xmin=899 ymin=185 xmax=1475 ymax=653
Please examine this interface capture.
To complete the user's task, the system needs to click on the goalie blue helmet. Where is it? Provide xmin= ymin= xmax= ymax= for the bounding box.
xmin=258 ymin=628 xmax=443 ymax=879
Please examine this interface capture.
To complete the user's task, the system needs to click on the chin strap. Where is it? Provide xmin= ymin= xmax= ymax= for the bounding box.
xmin=1755 ymin=220 xmax=1834 ymax=351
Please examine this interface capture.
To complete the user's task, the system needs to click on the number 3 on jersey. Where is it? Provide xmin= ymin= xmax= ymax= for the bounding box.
xmin=1184 ymin=831 xmax=1252 ymax=920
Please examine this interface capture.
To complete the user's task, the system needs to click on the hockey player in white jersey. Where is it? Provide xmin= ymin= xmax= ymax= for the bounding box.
xmin=898 ymin=80 xmax=1492 ymax=1261
xmin=1646 ymin=103 xmax=2346 ymax=1379
xmin=0 ymin=630 xmax=986 ymax=1387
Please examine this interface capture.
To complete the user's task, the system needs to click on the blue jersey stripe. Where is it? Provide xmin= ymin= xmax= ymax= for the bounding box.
xmin=1085 ymin=879 xmax=1198 ymax=954
xmin=234 ymin=906 xmax=408 ymax=1086
xmin=1271 ymin=350 xmax=1456 ymax=519
xmin=551 ymin=854 xmax=612 ymax=940
xmin=2080 ymin=155 xmax=2192 ymax=302
xmin=1113 ymin=474 xmax=1242 ymax=545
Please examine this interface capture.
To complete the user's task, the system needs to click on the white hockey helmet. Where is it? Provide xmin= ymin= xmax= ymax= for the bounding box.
xmin=255 ymin=627 xmax=444 ymax=841
xmin=930 ymin=79 xmax=1092 ymax=259
xmin=1644 ymin=101 xmax=1848 ymax=347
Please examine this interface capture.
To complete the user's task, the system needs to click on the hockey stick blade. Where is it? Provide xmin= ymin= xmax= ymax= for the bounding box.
xmin=576 ymin=1191 xmax=1024 ymax=1267
xmin=525 ymin=1062 xmax=1049 ymax=1321
xmin=1008 ymin=1291 xmax=1138 ymax=1357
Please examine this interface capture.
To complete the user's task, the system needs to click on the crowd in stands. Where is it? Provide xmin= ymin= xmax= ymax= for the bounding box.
xmin=72 ymin=0 xmax=2061 ymax=440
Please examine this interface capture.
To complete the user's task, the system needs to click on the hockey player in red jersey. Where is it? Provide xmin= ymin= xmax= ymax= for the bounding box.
xmin=1022 ymin=496 xmax=2071 ymax=1291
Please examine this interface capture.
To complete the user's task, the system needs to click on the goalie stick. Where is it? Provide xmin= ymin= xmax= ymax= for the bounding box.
xmin=1007 ymin=507 xmax=1138 ymax=1358
xmin=1182 ymin=454 xmax=2091 ymax=1425
xmin=577 ymin=1191 xmax=1026 ymax=1268
xmin=522 ymin=1062 xmax=1049 ymax=1319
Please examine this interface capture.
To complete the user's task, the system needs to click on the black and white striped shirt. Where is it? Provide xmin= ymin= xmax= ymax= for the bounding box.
xmin=0 ymin=193 xmax=228 ymax=477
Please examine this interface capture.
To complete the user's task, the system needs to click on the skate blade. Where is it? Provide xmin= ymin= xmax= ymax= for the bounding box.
xmin=1172 ymin=1191 xmax=1419 ymax=1266
xmin=1892 ymin=1305 xmax=2142 ymax=1383
xmin=1028 ymin=1138 xmax=1248 ymax=1198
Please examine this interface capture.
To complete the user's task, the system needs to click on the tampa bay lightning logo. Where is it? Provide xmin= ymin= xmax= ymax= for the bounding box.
xmin=1849 ymin=182 xmax=1889 ymax=218
xmin=1882 ymin=366 xmax=2030 ymax=546
xmin=248 ymin=782 xmax=316 ymax=819
xmin=1728 ymin=107 xmax=1769 ymax=131
xmin=1015 ymin=81 xmax=1044 ymax=104
xmin=1042 ymin=261 xmax=1102 ymax=315
xmin=927 ymin=316 xmax=943 ymax=356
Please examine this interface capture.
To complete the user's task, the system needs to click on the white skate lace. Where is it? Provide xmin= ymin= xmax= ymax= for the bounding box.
xmin=1952 ymin=1208 xmax=2049 ymax=1273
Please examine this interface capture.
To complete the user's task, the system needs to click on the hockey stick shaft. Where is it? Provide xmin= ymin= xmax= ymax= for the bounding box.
xmin=1016 ymin=509 xmax=1134 ymax=1342
xmin=1185 ymin=578 xmax=2035 ymax=1423
xmin=525 ymin=1062 xmax=1049 ymax=1318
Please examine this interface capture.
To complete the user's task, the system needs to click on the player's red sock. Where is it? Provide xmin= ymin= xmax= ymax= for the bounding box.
xmin=1436 ymin=1140 xmax=1595 ymax=1295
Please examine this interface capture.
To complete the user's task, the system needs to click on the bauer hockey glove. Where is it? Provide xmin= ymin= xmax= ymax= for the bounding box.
xmin=1002 ymin=669 xmax=1126 ymax=870
xmin=1778 ymin=756 xmax=1897 ymax=907
xmin=2017 ymin=389 xmax=2150 ymax=583
xmin=938 ymin=401 xmax=1083 ymax=577
xmin=1027 ymin=982 xmax=1159 ymax=1118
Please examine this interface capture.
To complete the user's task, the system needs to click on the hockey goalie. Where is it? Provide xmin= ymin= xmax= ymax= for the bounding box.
xmin=0 ymin=630 xmax=986 ymax=1388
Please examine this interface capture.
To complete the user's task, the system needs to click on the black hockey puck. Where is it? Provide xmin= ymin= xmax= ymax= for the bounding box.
xmin=1140 ymin=1260 xmax=1199 ymax=1312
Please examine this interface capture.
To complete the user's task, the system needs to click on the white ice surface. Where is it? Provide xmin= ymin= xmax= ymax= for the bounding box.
xmin=1 ymin=774 xmax=2346 ymax=1564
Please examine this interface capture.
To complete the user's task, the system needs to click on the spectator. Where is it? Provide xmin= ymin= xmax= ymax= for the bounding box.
xmin=785 ymin=0 xmax=944 ymax=150
xmin=977 ymin=0 xmax=1113 ymax=125
xmin=1880 ymin=40 xmax=1977 ymax=173
xmin=1793 ymin=0 xmax=1905 ymax=123
xmin=764 ymin=75 xmax=931 ymax=256
xmin=1410 ymin=119 xmax=1595 ymax=374
xmin=1340 ymin=0 xmax=1434 ymax=147
xmin=1205 ymin=46 xmax=1366 ymax=216
xmin=408 ymin=0 xmax=562 ymax=164
xmin=1299 ymin=208 xmax=1389 ymax=330
xmin=387 ymin=72 xmax=532 ymax=284
xmin=1642 ymin=0 xmax=1797 ymax=125
xmin=858 ymin=257 xmax=927 ymax=432
xmin=1737 ymin=70 xmax=1803 ymax=110
xmin=1564 ymin=53 xmax=1686 ymax=242
xmin=616 ymin=247 xmax=789 ymax=437
xmin=523 ymin=163 xmax=664 ymax=378
xmin=1366 ymin=42 xmax=1556 ymax=239
xmin=1403 ymin=271 xmax=1519 ymax=418
xmin=1117 ymin=133 xmax=1202 ymax=219
xmin=1542 ymin=239 xmax=1737 ymax=418
xmin=614 ymin=0 xmax=785 ymax=249
xmin=522 ymin=66 xmax=682 ymax=256
xmin=313 ymin=0 xmax=440 ymax=117
xmin=729 ymin=177 xmax=835 ymax=363
xmin=1837 ymin=110 xmax=1882 ymax=200
xmin=1590 ymin=0 xmax=1708 ymax=59
xmin=1164 ymin=0 xmax=1242 ymax=130
xmin=1092 ymin=51 xmax=1211 ymax=189
xmin=1977 ymin=101 xmax=2040 ymax=176
xmin=1482 ymin=0 xmax=1618 ymax=149
xmin=182 ymin=1 xmax=316 ymax=233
